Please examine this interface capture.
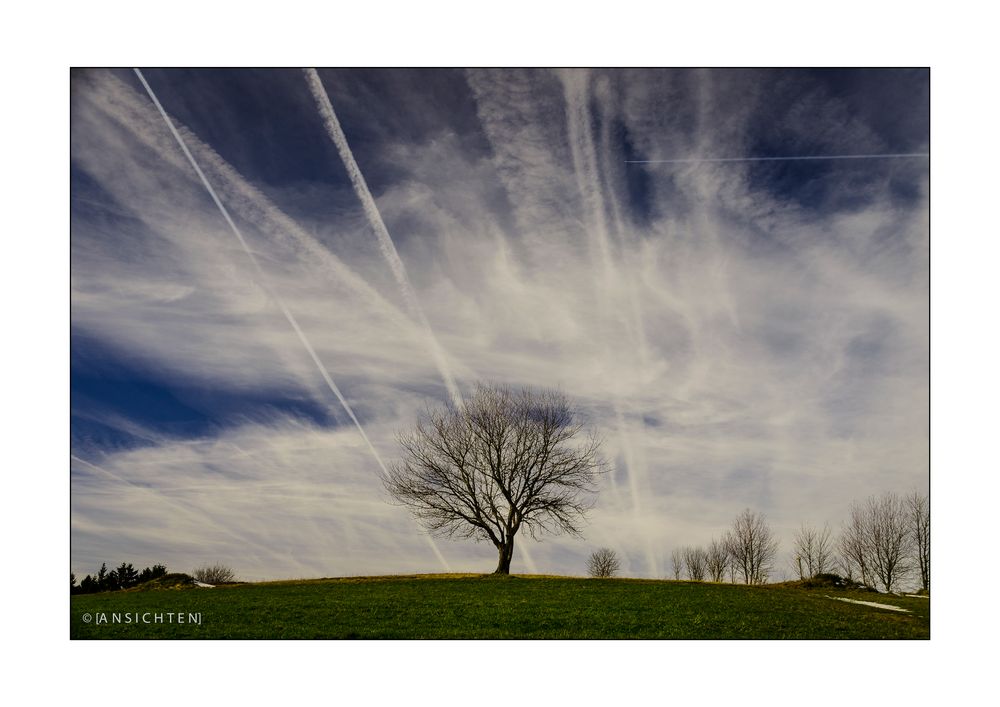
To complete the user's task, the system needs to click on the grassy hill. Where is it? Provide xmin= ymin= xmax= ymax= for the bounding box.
xmin=70 ymin=574 xmax=929 ymax=639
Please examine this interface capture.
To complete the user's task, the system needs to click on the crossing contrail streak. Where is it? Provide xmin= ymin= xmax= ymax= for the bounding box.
xmin=303 ymin=69 xmax=464 ymax=408
xmin=90 ymin=73 xmax=416 ymax=337
xmin=562 ymin=71 xmax=614 ymax=280
xmin=132 ymin=68 xmax=389 ymax=473
xmin=133 ymin=69 xmax=453 ymax=574
xmin=626 ymin=153 xmax=929 ymax=164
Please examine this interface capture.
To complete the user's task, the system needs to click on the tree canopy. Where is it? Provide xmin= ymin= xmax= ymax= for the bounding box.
xmin=383 ymin=383 xmax=606 ymax=574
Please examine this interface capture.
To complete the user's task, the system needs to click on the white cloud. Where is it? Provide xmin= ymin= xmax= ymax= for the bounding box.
xmin=71 ymin=69 xmax=928 ymax=580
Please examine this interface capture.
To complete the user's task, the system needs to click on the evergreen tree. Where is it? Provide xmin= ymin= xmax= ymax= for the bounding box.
xmin=115 ymin=562 xmax=138 ymax=588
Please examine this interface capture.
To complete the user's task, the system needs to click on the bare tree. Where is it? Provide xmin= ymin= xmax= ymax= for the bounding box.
xmin=792 ymin=522 xmax=836 ymax=579
xmin=383 ymin=383 xmax=606 ymax=575
xmin=839 ymin=493 xmax=914 ymax=592
xmin=706 ymin=537 xmax=729 ymax=582
xmin=867 ymin=493 xmax=914 ymax=592
xmin=587 ymin=548 xmax=621 ymax=578
xmin=838 ymin=503 xmax=873 ymax=587
xmin=683 ymin=546 xmax=708 ymax=581
xmin=906 ymin=492 xmax=930 ymax=592
xmin=193 ymin=564 xmax=236 ymax=584
xmin=670 ymin=548 xmax=685 ymax=580
xmin=727 ymin=537 xmax=737 ymax=583
xmin=727 ymin=509 xmax=779 ymax=585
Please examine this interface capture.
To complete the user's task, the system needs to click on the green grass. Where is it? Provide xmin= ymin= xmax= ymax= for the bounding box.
xmin=70 ymin=574 xmax=929 ymax=639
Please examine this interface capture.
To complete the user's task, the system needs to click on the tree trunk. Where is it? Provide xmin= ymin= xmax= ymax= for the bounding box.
xmin=494 ymin=542 xmax=514 ymax=574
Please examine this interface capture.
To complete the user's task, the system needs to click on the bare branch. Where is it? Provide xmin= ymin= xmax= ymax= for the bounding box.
xmin=906 ymin=492 xmax=930 ymax=593
xmin=706 ymin=537 xmax=729 ymax=582
xmin=838 ymin=493 xmax=914 ymax=592
xmin=670 ymin=548 xmax=684 ymax=580
xmin=792 ymin=522 xmax=836 ymax=579
xmin=726 ymin=509 xmax=779 ymax=585
xmin=587 ymin=548 xmax=621 ymax=578
xmin=683 ymin=546 xmax=708 ymax=581
xmin=383 ymin=382 xmax=607 ymax=574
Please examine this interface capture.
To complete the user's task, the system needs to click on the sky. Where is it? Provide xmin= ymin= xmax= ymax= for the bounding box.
xmin=70 ymin=68 xmax=928 ymax=582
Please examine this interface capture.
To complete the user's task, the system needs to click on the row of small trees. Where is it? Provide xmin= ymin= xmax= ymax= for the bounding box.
xmin=671 ymin=493 xmax=928 ymax=592
xmin=785 ymin=492 xmax=929 ymax=593
xmin=590 ymin=509 xmax=780 ymax=582
xmin=590 ymin=492 xmax=929 ymax=593
xmin=72 ymin=562 xmax=167 ymax=594
xmin=671 ymin=508 xmax=780 ymax=585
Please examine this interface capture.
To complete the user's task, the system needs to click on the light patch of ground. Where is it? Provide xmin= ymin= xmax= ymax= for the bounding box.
xmin=193 ymin=581 xmax=215 ymax=588
xmin=825 ymin=596 xmax=909 ymax=612
xmin=904 ymin=594 xmax=929 ymax=599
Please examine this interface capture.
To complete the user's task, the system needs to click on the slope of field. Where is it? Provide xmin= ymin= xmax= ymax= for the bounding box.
xmin=70 ymin=574 xmax=930 ymax=639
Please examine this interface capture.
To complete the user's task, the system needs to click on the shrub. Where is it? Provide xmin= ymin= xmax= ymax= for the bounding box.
xmin=587 ymin=548 xmax=621 ymax=578
xmin=193 ymin=564 xmax=236 ymax=584
xmin=796 ymin=572 xmax=879 ymax=592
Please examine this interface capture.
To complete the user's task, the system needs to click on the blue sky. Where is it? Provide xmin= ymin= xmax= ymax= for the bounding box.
xmin=70 ymin=68 xmax=928 ymax=581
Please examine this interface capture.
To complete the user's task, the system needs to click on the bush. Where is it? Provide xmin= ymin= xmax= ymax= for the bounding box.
xmin=193 ymin=564 xmax=236 ymax=584
xmin=587 ymin=548 xmax=621 ymax=578
xmin=793 ymin=572 xmax=879 ymax=592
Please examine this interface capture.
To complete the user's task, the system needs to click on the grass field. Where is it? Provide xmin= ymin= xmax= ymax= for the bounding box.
xmin=70 ymin=574 xmax=930 ymax=639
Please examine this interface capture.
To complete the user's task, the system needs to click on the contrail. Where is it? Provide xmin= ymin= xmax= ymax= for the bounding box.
xmin=626 ymin=153 xmax=929 ymax=164
xmin=132 ymin=68 xmax=390 ymax=474
xmin=599 ymin=106 xmax=651 ymax=374
xmin=303 ymin=69 xmax=464 ymax=408
xmin=132 ymin=69 xmax=453 ymax=574
xmin=91 ymin=73 xmax=415 ymax=337
xmin=562 ymin=70 xmax=659 ymax=577
xmin=562 ymin=70 xmax=614 ymax=281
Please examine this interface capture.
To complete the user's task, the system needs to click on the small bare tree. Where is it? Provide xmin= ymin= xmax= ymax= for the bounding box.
xmin=792 ymin=522 xmax=836 ymax=579
xmin=193 ymin=564 xmax=235 ymax=584
xmin=727 ymin=536 xmax=738 ymax=583
xmin=383 ymin=383 xmax=606 ymax=574
xmin=706 ymin=537 xmax=729 ymax=582
xmin=670 ymin=548 xmax=684 ymax=580
xmin=727 ymin=509 xmax=779 ymax=585
xmin=838 ymin=504 xmax=873 ymax=587
xmin=907 ymin=492 xmax=930 ymax=593
xmin=587 ymin=548 xmax=621 ymax=578
xmin=683 ymin=546 xmax=708 ymax=581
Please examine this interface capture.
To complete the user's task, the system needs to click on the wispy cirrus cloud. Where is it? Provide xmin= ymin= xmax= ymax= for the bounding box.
xmin=71 ymin=68 xmax=928 ymax=580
